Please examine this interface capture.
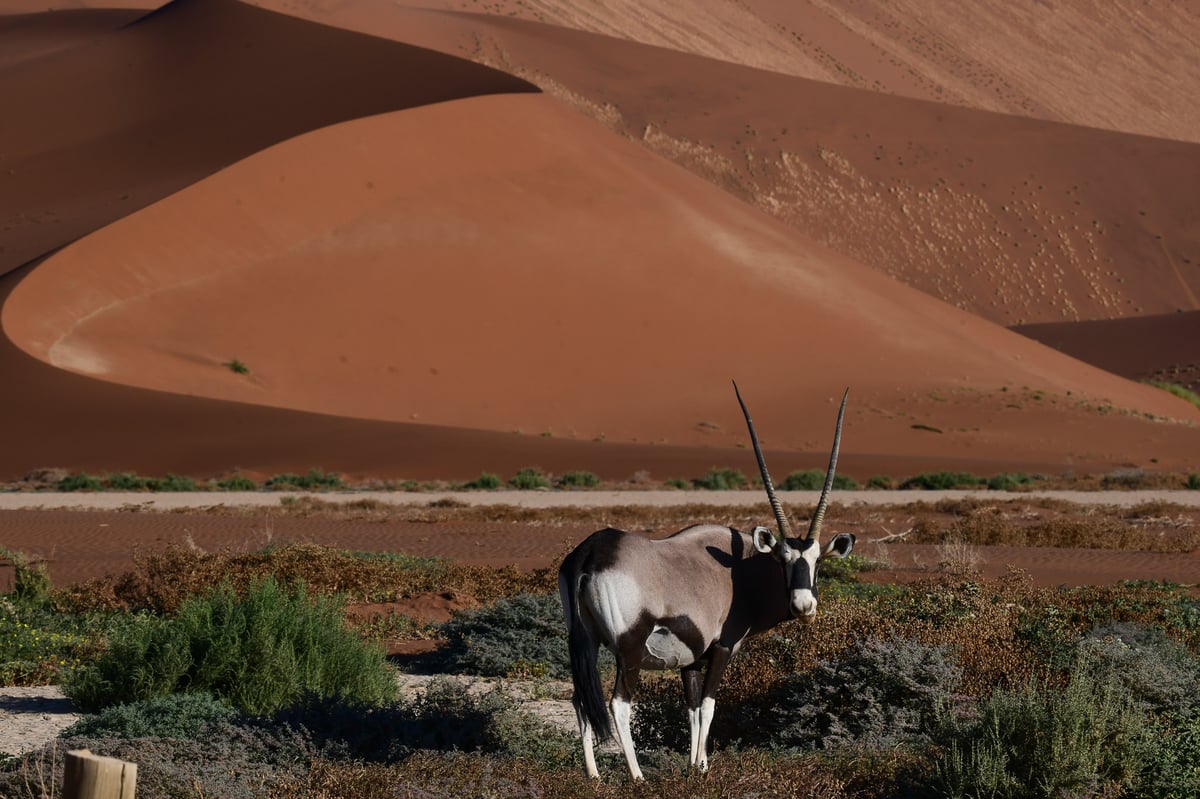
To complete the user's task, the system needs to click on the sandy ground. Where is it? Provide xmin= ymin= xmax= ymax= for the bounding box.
xmin=3 ymin=489 xmax=1200 ymax=512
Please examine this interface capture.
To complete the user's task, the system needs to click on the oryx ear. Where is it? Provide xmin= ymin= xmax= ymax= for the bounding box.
xmin=821 ymin=533 xmax=855 ymax=559
xmin=752 ymin=526 xmax=777 ymax=554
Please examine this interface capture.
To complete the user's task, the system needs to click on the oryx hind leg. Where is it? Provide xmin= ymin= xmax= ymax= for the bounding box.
xmin=572 ymin=701 xmax=601 ymax=779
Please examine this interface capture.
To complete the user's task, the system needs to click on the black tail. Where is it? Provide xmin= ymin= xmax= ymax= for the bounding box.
xmin=562 ymin=567 xmax=612 ymax=741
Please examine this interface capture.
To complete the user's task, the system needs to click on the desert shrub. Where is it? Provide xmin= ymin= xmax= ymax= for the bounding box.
xmin=815 ymin=553 xmax=885 ymax=584
xmin=64 ymin=577 xmax=397 ymax=715
xmin=693 ymin=467 xmax=748 ymax=490
xmin=986 ymin=472 xmax=1042 ymax=491
xmin=557 ymin=470 xmax=600 ymax=488
xmin=1135 ymin=711 xmax=1200 ymax=799
xmin=865 ymin=475 xmax=893 ymax=490
xmin=899 ymin=472 xmax=985 ymax=490
xmin=779 ymin=470 xmax=859 ymax=490
xmin=104 ymin=472 xmax=152 ymax=490
xmin=0 ymin=600 xmax=98 ymax=686
xmin=664 ymin=478 xmax=691 ymax=490
xmin=1187 ymin=473 xmax=1200 ymax=490
xmin=56 ymin=472 xmax=103 ymax=492
xmin=216 ymin=474 xmax=258 ymax=491
xmin=149 ymin=473 xmax=196 ymax=492
xmin=462 ymin=471 xmax=504 ymax=490
xmin=1075 ymin=622 xmax=1200 ymax=717
xmin=265 ymin=468 xmax=344 ymax=490
xmin=1101 ymin=468 xmax=1152 ymax=489
xmin=1 ymin=720 xmax=315 ymax=799
xmin=2 ymin=549 xmax=51 ymax=604
xmin=63 ymin=691 xmax=239 ymax=739
xmin=735 ymin=636 xmax=963 ymax=751
xmin=269 ymin=678 xmax=577 ymax=768
xmin=932 ymin=667 xmax=1146 ymax=798
xmin=508 ymin=467 xmax=551 ymax=490
xmin=432 ymin=593 xmax=571 ymax=679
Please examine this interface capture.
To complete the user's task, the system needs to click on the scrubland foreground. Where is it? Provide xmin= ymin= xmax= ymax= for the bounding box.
xmin=1 ymin=496 xmax=1198 ymax=798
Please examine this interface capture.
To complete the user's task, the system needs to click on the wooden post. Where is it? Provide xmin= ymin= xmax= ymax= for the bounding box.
xmin=62 ymin=749 xmax=137 ymax=799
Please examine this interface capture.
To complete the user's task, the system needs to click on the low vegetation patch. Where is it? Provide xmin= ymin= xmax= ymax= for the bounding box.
xmin=3 ymin=530 xmax=1199 ymax=797
xmin=64 ymin=577 xmax=398 ymax=715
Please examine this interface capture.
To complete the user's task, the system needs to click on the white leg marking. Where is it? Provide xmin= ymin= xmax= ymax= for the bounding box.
xmin=695 ymin=697 xmax=716 ymax=772
xmin=611 ymin=696 xmax=644 ymax=781
xmin=575 ymin=705 xmax=600 ymax=779
xmin=688 ymin=705 xmax=702 ymax=767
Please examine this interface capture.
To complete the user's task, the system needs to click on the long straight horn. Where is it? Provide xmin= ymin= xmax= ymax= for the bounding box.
xmin=808 ymin=389 xmax=849 ymax=544
xmin=733 ymin=381 xmax=793 ymax=540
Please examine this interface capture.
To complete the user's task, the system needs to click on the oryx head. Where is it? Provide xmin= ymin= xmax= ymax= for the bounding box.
xmin=734 ymin=382 xmax=856 ymax=621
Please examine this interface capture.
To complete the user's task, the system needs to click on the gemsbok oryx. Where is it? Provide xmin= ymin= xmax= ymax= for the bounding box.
xmin=558 ymin=383 xmax=854 ymax=780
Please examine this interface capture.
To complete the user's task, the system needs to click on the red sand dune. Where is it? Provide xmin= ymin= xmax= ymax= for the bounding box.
xmin=281 ymin=0 xmax=1200 ymax=144
xmin=0 ymin=0 xmax=1198 ymax=484
xmin=338 ymin=9 xmax=1200 ymax=329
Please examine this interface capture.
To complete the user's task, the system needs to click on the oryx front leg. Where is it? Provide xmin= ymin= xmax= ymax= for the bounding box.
xmin=611 ymin=663 xmax=644 ymax=780
xmin=682 ymin=665 xmax=708 ymax=771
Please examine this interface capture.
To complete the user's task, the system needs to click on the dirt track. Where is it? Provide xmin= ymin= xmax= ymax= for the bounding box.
xmin=4 ymin=489 xmax=1200 ymax=511
xmin=1 ymin=491 xmax=1198 ymax=590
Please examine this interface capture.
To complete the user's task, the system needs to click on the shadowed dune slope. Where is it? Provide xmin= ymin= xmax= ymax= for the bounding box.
xmin=0 ymin=0 xmax=536 ymax=278
xmin=277 ymin=0 xmax=1200 ymax=144
xmin=1016 ymin=311 xmax=1200 ymax=395
xmin=0 ymin=9 xmax=148 ymax=68
xmin=6 ymin=92 xmax=1200 ymax=478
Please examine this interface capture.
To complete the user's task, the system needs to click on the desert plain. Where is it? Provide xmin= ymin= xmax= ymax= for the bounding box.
xmin=1 ymin=3 xmax=1198 ymax=590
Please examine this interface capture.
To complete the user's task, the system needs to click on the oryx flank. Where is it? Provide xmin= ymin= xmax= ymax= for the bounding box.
xmin=558 ymin=383 xmax=854 ymax=780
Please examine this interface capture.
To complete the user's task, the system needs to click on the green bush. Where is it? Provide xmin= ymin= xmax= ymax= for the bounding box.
xmin=1136 ymin=711 xmax=1200 ymax=799
xmin=216 ymin=474 xmax=258 ymax=491
xmin=986 ymin=472 xmax=1042 ymax=491
xmin=933 ymin=667 xmax=1145 ymax=798
xmin=462 ymin=471 xmax=503 ymax=490
xmin=64 ymin=578 xmax=397 ymax=715
xmin=693 ymin=467 xmax=748 ymax=490
xmin=665 ymin=478 xmax=691 ymax=490
xmin=508 ymin=467 xmax=551 ymax=490
xmin=866 ymin=475 xmax=894 ymax=490
xmin=900 ymin=471 xmax=985 ymax=490
xmin=432 ymin=593 xmax=572 ymax=679
xmin=0 ymin=600 xmax=95 ymax=685
xmin=265 ymin=469 xmax=343 ymax=491
xmin=104 ymin=472 xmax=152 ymax=491
xmin=779 ymin=470 xmax=859 ymax=490
xmin=149 ymin=473 xmax=197 ymax=492
xmin=557 ymin=470 xmax=600 ymax=488
xmin=56 ymin=472 xmax=103 ymax=492
xmin=63 ymin=691 xmax=239 ymax=739
xmin=1187 ymin=473 xmax=1200 ymax=490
